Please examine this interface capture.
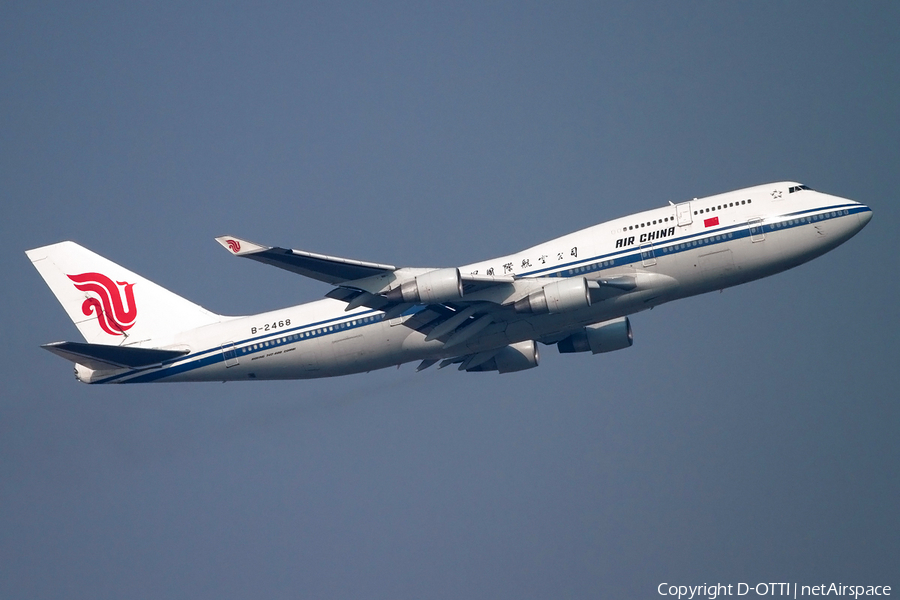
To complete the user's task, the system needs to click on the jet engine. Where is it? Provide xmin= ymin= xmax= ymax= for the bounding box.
xmin=467 ymin=340 xmax=540 ymax=373
xmin=557 ymin=317 xmax=633 ymax=354
xmin=385 ymin=268 xmax=464 ymax=304
xmin=513 ymin=277 xmax=591 ymax=314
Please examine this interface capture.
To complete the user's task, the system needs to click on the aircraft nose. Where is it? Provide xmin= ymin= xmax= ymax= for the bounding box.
xmin=857 ymin=205 xmax=873 ymax=228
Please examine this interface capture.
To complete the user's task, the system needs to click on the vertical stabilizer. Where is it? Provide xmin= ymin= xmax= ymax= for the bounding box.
xmin=25 ymin=241 xmax=221 ymax=344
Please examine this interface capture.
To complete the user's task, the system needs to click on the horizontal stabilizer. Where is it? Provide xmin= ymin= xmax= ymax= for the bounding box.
xmin=215 ymin=236 xmax=396 ymax=284
xmin=41 ymin=341 xmax=189 ymax=370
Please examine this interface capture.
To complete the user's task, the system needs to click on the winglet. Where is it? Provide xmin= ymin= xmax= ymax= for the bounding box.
xmin=215 ymin=235 xmax=269 ymax=256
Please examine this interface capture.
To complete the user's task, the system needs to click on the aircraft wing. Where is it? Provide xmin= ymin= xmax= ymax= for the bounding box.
xmin=214 ymin=235 xmax=674 ymax=359
xmin=216 ymin=235 xmax=514 ymax=292
xmin=215 ymin=235 xmax=397 ymax=285
xmin=216 ymin=235 xmax=527 ymax=350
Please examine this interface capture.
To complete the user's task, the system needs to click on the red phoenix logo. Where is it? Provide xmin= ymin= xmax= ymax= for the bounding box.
xmin=226 ymin=239 xmax=241 ymax=253
xmin=68 ymin=272 xmax=138 ymax=336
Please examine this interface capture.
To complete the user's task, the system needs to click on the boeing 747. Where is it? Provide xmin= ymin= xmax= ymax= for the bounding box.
xmin=26 ymin=182 xmax=871 ymax=383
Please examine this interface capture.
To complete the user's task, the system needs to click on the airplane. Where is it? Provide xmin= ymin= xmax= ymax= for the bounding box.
xmin=26 ymin=181 xmax=872 ymax=384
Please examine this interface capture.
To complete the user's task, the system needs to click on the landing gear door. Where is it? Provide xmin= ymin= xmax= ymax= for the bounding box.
xmin=676 ymin=202 xmax=692 ymax=226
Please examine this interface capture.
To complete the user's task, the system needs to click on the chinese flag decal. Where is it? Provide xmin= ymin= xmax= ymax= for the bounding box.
xmin=704 ymin=216 xmax=719 ymax=228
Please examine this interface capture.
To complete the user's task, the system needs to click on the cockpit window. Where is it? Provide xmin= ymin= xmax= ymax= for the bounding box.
xmin=789 ymin=184 xmax=814 ymax=193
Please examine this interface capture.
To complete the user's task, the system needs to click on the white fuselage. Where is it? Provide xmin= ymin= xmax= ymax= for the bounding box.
xmin=79 ymin=182 xmax=872 ymax=383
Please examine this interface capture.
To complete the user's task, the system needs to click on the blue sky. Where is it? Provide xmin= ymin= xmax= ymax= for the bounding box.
xmin=2 ymin=2 xmax=897 ymax=598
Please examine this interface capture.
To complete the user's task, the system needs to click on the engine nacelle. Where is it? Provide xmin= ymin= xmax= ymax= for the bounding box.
xmin=467 ymin=340 xmax=540 ymax=373
xmin=385 ymin=268 xmax=463 ymax=304
xmin=557 ymin=317 xmax=633 ymax=354
xmin=513 ymin=277 xmax=591 ymax=314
